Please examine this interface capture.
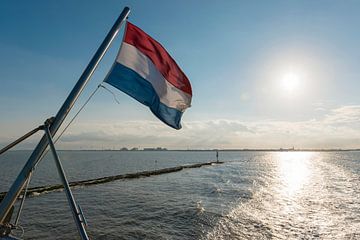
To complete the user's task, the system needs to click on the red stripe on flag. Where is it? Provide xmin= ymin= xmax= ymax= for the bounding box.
xmin=124 ymin=22 xmax=192 ymax=96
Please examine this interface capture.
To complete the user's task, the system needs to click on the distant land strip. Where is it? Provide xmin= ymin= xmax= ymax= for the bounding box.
xmin=0 ymin=161 xmax=223 ymax=200
xmin=8 ymin=148 xmax=360 ymax=152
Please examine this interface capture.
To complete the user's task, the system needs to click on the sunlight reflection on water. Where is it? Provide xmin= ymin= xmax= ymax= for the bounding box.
xmin=206 ymin=152 xmax=360 ymax=240
xmin=276 ymin=152 xmax=312 ymax=197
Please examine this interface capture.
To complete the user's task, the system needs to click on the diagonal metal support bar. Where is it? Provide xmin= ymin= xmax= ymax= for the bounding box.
xmin=14 ymin=171 xmax=32 ymax=227
xmin=0 ymin=126 xmax=42 ymax=156
xmin=0 ymin=6 xmax=130 ymax=223
xmin=43 ymin=122 xmax=89 ymax=240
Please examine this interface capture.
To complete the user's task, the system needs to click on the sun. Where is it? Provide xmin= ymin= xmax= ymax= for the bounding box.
xmin=281 ymin=72 xmax=300 ymax=93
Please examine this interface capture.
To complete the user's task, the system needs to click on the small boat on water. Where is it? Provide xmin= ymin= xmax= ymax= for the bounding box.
xmin=0 ymin=6 xmax=193 ymax=239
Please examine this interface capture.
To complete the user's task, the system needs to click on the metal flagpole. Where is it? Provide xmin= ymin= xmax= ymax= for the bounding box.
xmin=0 ymin=7 xmax=130 ymax=223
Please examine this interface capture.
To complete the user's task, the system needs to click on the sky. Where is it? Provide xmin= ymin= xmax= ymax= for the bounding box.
xmin=0 ymin=0 xmax=359 ymax=150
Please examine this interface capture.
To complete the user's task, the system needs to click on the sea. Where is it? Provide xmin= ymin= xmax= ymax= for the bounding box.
xmin=0 ymin=150 xmax=359 ymax=239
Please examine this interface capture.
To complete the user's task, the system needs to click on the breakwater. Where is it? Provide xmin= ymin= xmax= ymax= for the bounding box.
xmin=0 ymin=161 xmax=223 ymax=199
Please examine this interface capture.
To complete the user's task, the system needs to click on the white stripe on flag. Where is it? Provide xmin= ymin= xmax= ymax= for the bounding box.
xmin=116 ymin=43 xmax=191 ymax=111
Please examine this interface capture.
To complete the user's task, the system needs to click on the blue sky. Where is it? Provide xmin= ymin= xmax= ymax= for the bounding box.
xmin=0 ymin=0 xmax=359 ymax=149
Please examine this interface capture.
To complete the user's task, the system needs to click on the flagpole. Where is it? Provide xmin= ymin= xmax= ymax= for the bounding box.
xmin=0 ymin=7 xmax=130 ymax=223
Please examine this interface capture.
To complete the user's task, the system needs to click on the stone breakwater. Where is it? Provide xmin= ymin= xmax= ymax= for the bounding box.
xmin=0 ymin=161 xmax=223 ymax=199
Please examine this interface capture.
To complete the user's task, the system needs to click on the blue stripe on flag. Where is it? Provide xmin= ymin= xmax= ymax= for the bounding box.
xmin=104 ymin=63 xmax=183 ymax=129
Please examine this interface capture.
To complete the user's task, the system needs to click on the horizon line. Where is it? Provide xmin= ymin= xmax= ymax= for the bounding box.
xmin=9 ymin=148 xmax=360 ymax=152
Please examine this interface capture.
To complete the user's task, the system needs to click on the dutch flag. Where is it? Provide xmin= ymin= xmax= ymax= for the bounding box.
xmin=104 ymin=22 xmax=192 ymax=129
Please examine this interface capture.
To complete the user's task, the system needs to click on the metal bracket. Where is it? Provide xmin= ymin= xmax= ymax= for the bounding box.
xmin=43 ymin=121 xmax=89 ymax=240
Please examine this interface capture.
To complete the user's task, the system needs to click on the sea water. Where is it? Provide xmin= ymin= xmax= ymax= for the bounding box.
xmin=0 ymin=151 xmax=359 ymax=239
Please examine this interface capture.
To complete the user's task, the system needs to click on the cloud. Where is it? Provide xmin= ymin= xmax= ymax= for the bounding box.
xmin=57 ymin=119 xmax=255 ymax=149
xmin=2 ymin=105 xmax=358 ymax=150
xmin=324 ymin=105 xmax=360 ymax=124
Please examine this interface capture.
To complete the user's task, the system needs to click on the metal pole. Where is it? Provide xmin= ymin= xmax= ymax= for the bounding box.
xmin=44 ymin=123 xmax=89 ymax=240
xmin=14 ymin=171 xmax=32 ymax=226
xmin=0 ymin=7 xmax=130 ymax=223
xmin=0 ymin=126 xmax=42 ymax=155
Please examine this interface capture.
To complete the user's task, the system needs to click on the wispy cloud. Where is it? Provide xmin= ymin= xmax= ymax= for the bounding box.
xmin=324 ymin=105 xmax=360 ymax=124
xmin=52 ymin=105 xmax=360 ymax=150
xmin=1 ymin=105 xmax=358 ymax=150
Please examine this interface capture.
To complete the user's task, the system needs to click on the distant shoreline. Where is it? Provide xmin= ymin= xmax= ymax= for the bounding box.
xmin=9 ymin=149 xmax=360 ymax=152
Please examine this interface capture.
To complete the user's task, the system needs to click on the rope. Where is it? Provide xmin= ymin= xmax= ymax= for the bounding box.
xmin=35 ymin=84 xmax=102 ymax=166
xmin=9 ymin=83 xmax=109 ymax=234
xmin=99 ymin=84 xmax=120 ymax=104
xmin=54 ymin=84 xmax=102 ymax=143
xmin=36 ymin=82 xmax=119 ymax=163
xmin=11 ymin=224 xmax=24 ymax=239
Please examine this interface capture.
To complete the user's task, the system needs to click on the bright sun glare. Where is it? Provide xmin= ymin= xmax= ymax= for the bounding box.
xmin=281 ymin=72 xmax=300 ymax=93
xmin=277 ymin=152 xmax=313 ymax=196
